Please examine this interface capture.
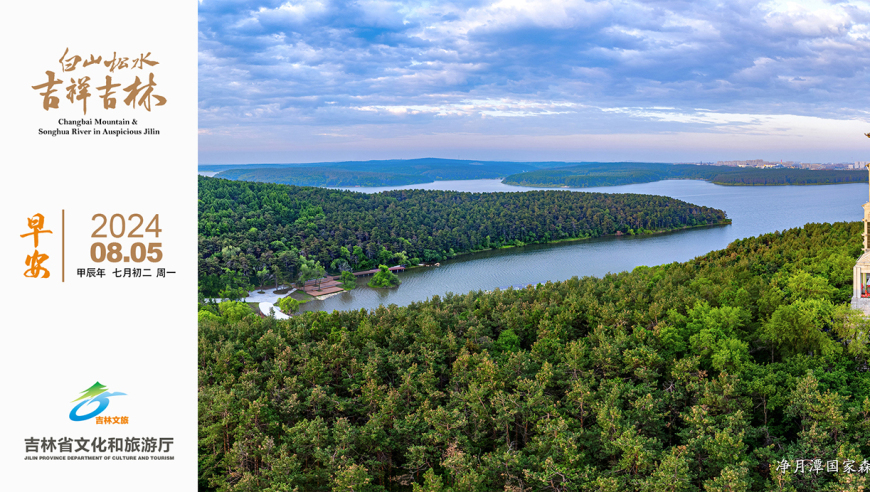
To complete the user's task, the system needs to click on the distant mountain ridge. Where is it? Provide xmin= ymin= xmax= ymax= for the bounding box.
xmin=202 ymin=159 xmax=866 ymax=188
xmin=198 ymin=158 xmax=607 ymax=174
xmin=203 ymin=159 xmax=671 ymax=187
xmin=502 ymin=162 xmax=867 ymax=187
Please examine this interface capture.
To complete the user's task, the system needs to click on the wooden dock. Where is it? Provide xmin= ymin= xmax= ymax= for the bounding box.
xmin=352 ymin=265 xmax=406 ymax=277
xmin=301 ymin=277 xmax=345 ymax=296
xmin=308 ymin=286 xmax=345 ymax=296
xmin=302 ymin=276 xmax=337 ymax=286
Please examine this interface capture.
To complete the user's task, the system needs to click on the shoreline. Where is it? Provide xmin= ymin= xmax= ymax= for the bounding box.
xmin=504 ymin=177 xmax=864 ymax=189
xmin=351 ymin=219 xmax=731 ymax=274
xmin=202 ymin=174 xmax=864 ymax=192
xmin=298 ymin=220 xmax=734 ymax=313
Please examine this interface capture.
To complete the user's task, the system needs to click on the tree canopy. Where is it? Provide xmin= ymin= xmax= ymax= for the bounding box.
xmin=367 ymin=265 xmax=401 ymax=289
xmin=199 ymin=220 xmax=870 ymax=492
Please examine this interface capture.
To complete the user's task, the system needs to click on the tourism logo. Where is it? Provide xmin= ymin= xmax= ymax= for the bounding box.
xmin=22 ymin=382 xmax=176 ymax=461
xmin=69 ymin=382 xmax=126 ymax=422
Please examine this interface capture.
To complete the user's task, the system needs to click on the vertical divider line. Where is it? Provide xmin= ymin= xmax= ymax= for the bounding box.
xmin=62 ymin=209 xmax=65 ymax=283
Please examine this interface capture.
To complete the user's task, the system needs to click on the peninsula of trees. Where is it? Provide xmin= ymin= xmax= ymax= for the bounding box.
xmin=198 ymin=176 xmax=729 ymax=296
xmin=199 ymin=221 xmax=870 ymax=491
xmin=503 ymin=162 xmax=867 ymax=188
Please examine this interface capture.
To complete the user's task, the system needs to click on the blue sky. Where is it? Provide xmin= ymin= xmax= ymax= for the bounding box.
xmin=199 ymin=0 xmax=870 ymax=164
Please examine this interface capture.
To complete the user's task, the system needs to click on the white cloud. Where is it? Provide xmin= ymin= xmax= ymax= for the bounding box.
xmin=351 ymin=98 xmax=582 ymax=117
xmin=764 ymin=1 xmax=851 ymax=36
xmin=254 ymin=0 xmax=329 ymax=26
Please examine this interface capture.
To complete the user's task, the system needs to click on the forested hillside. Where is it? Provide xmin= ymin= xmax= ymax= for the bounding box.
xmin=711 ymin=168 xmax=865 ymax=185
xmin=199 ymin=221 xmax=870 ymax=491
xmin=210 ymin=158 xmax=575 ymax=187
xmin=504 ymin=163 xmax=866 ymax=188
xmin=198 ymin=177 xmax=728 ymax=296
xmin=214 ymin=167 xmax=430 ymax=188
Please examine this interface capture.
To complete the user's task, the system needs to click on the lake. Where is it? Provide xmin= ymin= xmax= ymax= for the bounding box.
xmin=295 ymin=179 xmax=867 ymax=313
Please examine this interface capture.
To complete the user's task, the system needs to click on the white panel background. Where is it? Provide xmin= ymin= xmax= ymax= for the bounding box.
xmin=0 ymin=2 xmax=197 ymax=489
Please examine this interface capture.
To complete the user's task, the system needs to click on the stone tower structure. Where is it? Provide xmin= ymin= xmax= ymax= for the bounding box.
xmin=851 ymin=162 xmax=870 ymax=315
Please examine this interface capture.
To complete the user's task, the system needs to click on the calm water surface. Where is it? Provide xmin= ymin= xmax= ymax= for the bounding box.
xmin=299 ymin=179 xmax=866 ymax=313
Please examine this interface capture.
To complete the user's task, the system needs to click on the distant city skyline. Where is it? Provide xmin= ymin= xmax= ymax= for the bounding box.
xmin=199 ymin=0 xmax=870 ymax=164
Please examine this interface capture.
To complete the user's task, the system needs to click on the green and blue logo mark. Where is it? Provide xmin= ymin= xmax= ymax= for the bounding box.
xmin=69 ymin=382 xmax=126 ymax=422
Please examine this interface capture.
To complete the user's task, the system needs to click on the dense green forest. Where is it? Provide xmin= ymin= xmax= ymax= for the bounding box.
xmin=204 ymin=159 xmax=669 ymax=188
xmin=198 ymin=177 xmax=728 ymax=296
xmin=711 ymin=169 xmax=866 ymax=186
xmin=213 ymin=167 xmax=431 ymax=188
xmin=503 ymin=163 xmax=866 ymax=188
xmin=199 ymin=221 xmax=870 ymax=491
xmin=209 ymin=158 xmax=567 ymax=187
